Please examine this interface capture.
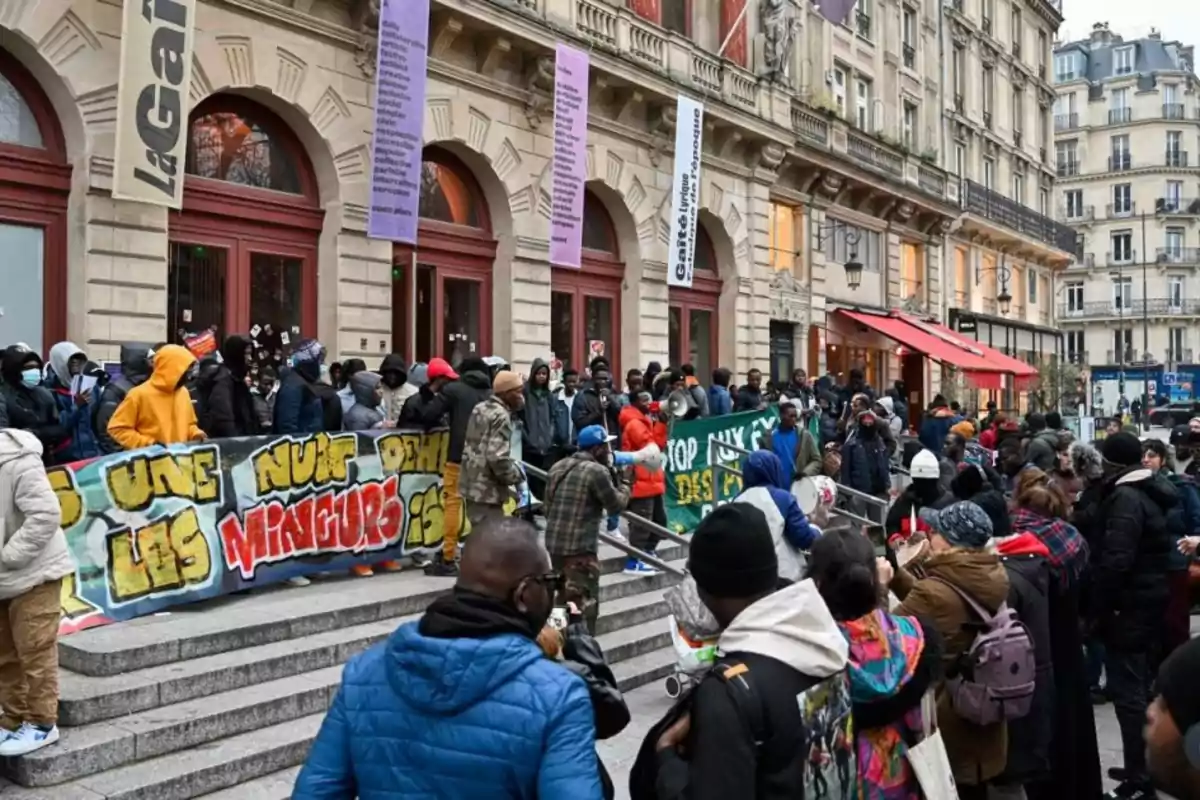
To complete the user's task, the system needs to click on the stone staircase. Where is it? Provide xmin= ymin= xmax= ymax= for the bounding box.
xmin=0 ymin=541 xmax=687 ymax=799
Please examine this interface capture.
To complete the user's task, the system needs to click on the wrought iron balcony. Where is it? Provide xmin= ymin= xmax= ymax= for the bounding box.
xmin=1108 ymin=154 xmax=1132 ymax=171
xmin=1107 ymin=349 xmax=1137 ymax=364
xmin=1106 ymin=250 xmax=1137 ymax=266
xmin=1106 ymin=201 xmax=1136 ymax=218
xmin=1166 ymin=150 xmax=1189 ymax=167
xmin=1062 ymin=204 xmax=1094 ymax=222
xmin=1108 ymin=107 xmax=1133 ymax=124
xmin=1163 ymin=103 xmax=1185 ymax=120
xmin=1063 ymin=298 xmax=1200 ymax=319
xmin=1057 ymin=160 xmax=1080 ymax=177
xmin=1156 ymin=197 xmax=1200 ymax=215
xmin=1155 ymin=247 xmax=1200 ymax=264
xmin=1065 ymin=351 xmax=1089 ymax=365
xmin=960 ymin=179 xmax=1078 ymax=253
xmin=1054 ymin=112 xmax=1080 ymax=130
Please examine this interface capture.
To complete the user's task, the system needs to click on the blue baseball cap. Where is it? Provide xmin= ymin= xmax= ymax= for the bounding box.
xmin=577 ymin=425 xmax=617 ymax=449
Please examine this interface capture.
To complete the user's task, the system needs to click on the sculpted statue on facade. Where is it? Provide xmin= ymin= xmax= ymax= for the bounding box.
xmin=760 ymin=0 xmax=798 ymax=84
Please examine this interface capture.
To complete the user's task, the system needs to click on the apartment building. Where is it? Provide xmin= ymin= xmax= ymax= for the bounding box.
xmin=940 ymin=0 xmax=1074 ymax=409
xmin=1054 ymin=23 xmax=1200 ymax=377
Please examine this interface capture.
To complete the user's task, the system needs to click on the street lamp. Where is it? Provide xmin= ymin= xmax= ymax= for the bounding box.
xmin=811 ymin=218 xmax=864 ymax=290
xmin=977 ymin=254 xmax=1014 ymax=317
xmin=997 ymin=286 xmax=1013 ymax=315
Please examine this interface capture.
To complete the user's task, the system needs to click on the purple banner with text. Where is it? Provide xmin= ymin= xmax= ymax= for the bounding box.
xmin=367 ymin=0 xmax=429 ymax=244
xmin=549 ymin=44 xmax=590 ymax=268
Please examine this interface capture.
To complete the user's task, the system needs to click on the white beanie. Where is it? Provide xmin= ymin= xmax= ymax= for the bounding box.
xmin=910 ymin=449 xmax=940 ymax=480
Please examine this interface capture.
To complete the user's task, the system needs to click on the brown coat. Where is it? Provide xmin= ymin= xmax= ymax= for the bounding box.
xmin=893 ymin=548 xmax=1011 ymax=786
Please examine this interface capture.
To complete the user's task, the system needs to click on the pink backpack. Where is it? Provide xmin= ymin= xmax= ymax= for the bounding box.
xmin=931 ymin=578 xmax=1036 ymax=726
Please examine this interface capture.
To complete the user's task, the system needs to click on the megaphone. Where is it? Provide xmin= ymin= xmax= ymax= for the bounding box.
xmin=665 ymin=389 xmax=692 ymax=419
xmin=613 ymin=442 xmax=664 ymax=471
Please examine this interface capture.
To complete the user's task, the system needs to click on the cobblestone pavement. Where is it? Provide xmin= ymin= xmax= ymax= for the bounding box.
xmin=601 ymin=679 xmax=1141 ymax=800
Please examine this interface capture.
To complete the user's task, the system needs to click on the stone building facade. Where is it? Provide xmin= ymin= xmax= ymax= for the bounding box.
xmin=0 ymin=0 xmax=965 ymax=396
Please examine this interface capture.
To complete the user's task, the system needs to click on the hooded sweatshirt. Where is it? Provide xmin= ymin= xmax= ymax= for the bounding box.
xmin=736 ymin=451 xmax=819 ymax=581
xmin=521 ymin=358 xmax=559 ymax=456
xmin=0 ymin=428 xmax=75 ymax=600
xmin=107 ymin=345 xmax=203 ymax=450
xmin=379 ymin=353 xmax=417 ymax=424
xmin=0 ymin=347 xmax=63 ymax=462
xmin=95 ymin=344 xmax=152 ymax=454
xmin=653 ymin=580 xmax=849 ymax=800
xmin=44 ymin=341 xmax=100 ymax=462
xmin=343 ymin=371 xmax=385 ymax=432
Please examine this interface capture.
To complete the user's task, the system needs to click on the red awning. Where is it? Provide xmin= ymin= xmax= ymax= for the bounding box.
xmin=836 ymin=310 xmax=1005 ymax=374
xmin=894 ymin=313 xmax=1039 ymax=380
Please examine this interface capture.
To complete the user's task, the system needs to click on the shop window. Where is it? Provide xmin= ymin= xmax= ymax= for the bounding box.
xmin=900 ymin=243 xmax=924 ymax=300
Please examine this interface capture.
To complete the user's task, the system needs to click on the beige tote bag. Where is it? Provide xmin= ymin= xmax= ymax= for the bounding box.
xmin=906 ymin=691 xmax=959 ymax=800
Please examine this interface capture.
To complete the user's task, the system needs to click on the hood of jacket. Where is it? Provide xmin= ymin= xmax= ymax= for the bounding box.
xmin=840 ymin=609 xmax=925 ymax=703
xmin=0 ymin=428 xmax=43 ymax=468
xmin=119 ymin=343 xmax=152 ymax=385
xmin=1113 ymin=467 xmax=1179 ymax=510
xmin=385 ymin=623 xmax=544 ymax=715
xmin=48 ymin=341 xmax=85 ymax=387
xmin=0 ymin=346 xmax=41 ymax=386
xmin=718 ymin=579 xmax=848 ymax=678
xmin=380 ymin=353 xmax=408 ymax=374
xmin=924 ymin=549 xmax=1011 ymax=611
xmin=459 ymin=370 xmax=492 ymax=391
xmin=350 ymin=371 xmax=382 ymax=406
xmin=526 ymin=358 xmax=551 ymax=395
xmin=1032 ymin=429 xmax=1058 ymax=448
xmin=743 ymin=449 xmax=788 ymax=491
xmin=876 ymin=396 xmax=895 ymax=417
xmin=148 ymin=345 xmax=196 ymax=394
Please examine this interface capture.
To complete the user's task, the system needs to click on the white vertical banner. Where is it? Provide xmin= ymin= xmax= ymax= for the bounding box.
xmin=667 ymin=95 xmax=704 ymax=288
xmin=112 ymin=0 xmax=198 ymax=208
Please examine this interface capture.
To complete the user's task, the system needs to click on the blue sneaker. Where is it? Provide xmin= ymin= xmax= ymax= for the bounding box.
xmin=623 ymin=558 xmax=662 ymax=576
xmin=0 ymin=722 xmax=59 ymax=756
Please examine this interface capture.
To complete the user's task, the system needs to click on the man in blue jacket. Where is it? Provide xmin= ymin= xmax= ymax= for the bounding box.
xmin=293 ymin=517 xmax=604 ymax=799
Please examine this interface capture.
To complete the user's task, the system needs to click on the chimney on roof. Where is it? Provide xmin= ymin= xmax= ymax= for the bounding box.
xmin=1149 ymin=28 xmax=1161 ymax=40
xmin=1091 ymin=21 xmax=1112 ymax=45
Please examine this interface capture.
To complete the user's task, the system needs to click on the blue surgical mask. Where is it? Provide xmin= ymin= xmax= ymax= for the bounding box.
xmin=21 ymin=369 xmax=40 ymax=387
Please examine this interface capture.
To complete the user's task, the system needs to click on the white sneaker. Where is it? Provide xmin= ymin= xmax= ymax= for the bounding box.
xmin=285 ymin=576 xmax=311 ymax=587
xmin=607 ymin=529 xmax=628 ymax=544
xmin=0 ymin=723 xmax=59 ymax=756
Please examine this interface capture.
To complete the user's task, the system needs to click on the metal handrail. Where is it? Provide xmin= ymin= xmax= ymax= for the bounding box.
xmin=598 ymin=531 xmax=686 ymax=576
xmin=709 ymin=438 xmax=890 ymax=510
xmin=710 ymin=451 xmax=880 ymax=528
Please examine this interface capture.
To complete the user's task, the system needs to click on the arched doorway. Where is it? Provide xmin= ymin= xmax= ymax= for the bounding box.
xmin=668 ymin=224 xmax=720 ymax=379
xmin=0 ymin=49 xmax=70 ymax=355
xmin=550 ymin=190 xmax=623 ymax=376
xmin=168 ymin=95 xmax=322 ymax=358
xmin=393 ymin=146 xmax=495 ymax=366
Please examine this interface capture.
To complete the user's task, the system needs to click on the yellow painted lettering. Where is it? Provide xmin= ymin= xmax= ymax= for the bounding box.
xmin=106 ymin=531 xmax=151 ymax=601
xmin=407 ymin=484 xmax=445 ymax=548
xmin=190 ymin=448 xmax=220 ymax=503
xmin=377 ymin=433 xmax=407 ymax=474
xmin=149 ymin=453 xmax=193 ymax=500
xmin=167 ymin=507 xmax=211 ymax=585
xmin=137 ymin=519 xmax=182 ymax=591
xmin=60 ymin=573 xmax=99 ymax=620
xmin=323 ymin=434 xmax=358 ymax=484
xmin=253 ymin=440 xmax=291 ymax=496
xmin=107 ymin=457 xmax=154 ymax=512
xmin=48 ymin=468 xmax=83 ymax=528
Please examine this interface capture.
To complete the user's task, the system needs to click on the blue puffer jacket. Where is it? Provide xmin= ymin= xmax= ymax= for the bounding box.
xmin=293 ymin=622 xmax=604 ymax=800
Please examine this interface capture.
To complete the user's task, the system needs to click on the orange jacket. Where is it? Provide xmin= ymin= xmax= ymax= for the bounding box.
xmin=108 ymin=345 xmax=204 ymax=450
xmin=618 ymin=405 xmax=667 ymax=498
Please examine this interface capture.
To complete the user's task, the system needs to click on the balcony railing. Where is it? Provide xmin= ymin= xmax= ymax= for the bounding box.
xmin=847 ymin=132 xmax=904 ymax=177
xmin=1106 ymin=250 xmax=1137 ymax=266
xmin=1065 ymin=351 xmax=1089 ymax=365
xmin=902 ymin=43 xmax=916 ymax=69
xmin=1164 ymin=103 xmax=1186 ymax=120
xmin=1062 ymin=204 xmax=1094 ymax=222
xmin=1157 ymin=197 xmax=1200 ymax=215
xmin=1155 ymin=247 xmax=1200 ymax=264
xmin=1168 ymin=349 xmax=1195 ymax=364
xmin=1106 ymin=201 xmax=1135 ymax=218
xmin=960 ymin=179 xmax=1078 ymax=253
xmin=1108 ymin=107 xmax=1133 ymax=124
xmin=1063 ymin=299 xmax=1200 ymax=318
xmin=1107 ymin=349 xmax=1137 ymax=364
xmin=791 ymin=104 xmax=829 ymax=145
xmin=1054 ymin=112 xmax=1079 ymax=130
xmin=856 ymin=11 xmax=871 ymax=38
xmin=1108 ymin=154 xmax=1132 ymax=171
xmin=1166 ymin=150 xmax=1189 ymax=167
xmin=1057 ymin=160 xmax=1080 ymax=177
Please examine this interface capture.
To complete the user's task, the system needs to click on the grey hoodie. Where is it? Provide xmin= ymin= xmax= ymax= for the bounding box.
xmin=343 ymin=372 xmax=385 ymax=432
xmin=48 ymin=341 xmax=85 ymax=388
xmin=717 ymin=578 xmax=849 ymax=676
xmin=0 ymin=429 xmax=74 ymax=600
xmin=521 ymin=358 xmax=557 ymax=456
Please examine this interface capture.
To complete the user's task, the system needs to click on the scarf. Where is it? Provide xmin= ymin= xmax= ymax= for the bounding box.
xmin=418 ymin=588 xmax=541 ymax=642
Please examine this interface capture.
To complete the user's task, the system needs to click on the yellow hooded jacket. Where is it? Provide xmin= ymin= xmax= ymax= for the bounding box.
xmin=107 ymin=345 xmax=203 ymax=450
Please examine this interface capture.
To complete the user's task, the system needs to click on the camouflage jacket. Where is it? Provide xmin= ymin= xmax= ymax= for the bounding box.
xmin=460 ymin=395 xmax=523 ymax=505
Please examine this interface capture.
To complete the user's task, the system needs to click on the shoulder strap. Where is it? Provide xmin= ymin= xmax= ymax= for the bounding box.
xmin=927 ymin=575 xmax=995 ymax=623
xmin=711 ymin=659 xmax=794 ymax=771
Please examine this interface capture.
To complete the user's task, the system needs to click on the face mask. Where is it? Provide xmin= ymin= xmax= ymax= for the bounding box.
xmin=20 ymin=369 xmax=40 ymax=388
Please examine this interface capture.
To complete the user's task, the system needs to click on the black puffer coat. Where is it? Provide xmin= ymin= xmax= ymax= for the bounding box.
xmin=1074 ymin=466 xmax=1176 ymax=651
xmin=442 ymin=366 xmax=493 ymax=463
xmin=998 ymin=552 xmax=1055 ymax=785
xmin=94 ymin=344 xmax=152 ymax=454
xmin=0 ymin=347 xmax=65 ymax=463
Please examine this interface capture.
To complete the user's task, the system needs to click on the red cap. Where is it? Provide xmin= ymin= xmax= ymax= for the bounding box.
xmin=649 ymin=401 xmax=662 ymax=414
xmin=427 ymin=357 xmax=459 ymax=381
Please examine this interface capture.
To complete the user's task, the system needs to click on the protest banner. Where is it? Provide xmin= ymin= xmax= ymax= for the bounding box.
xmin=49 ymin=429 xmax=510 ymax=637
xmin=663 ymin=407 xmax=780 ymax=532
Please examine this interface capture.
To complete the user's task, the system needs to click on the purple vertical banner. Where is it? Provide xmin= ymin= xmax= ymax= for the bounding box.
xmin=367 ymin=0 xmax=430 ymax=244
xmin=549 ymin=44 xmax=590 ymax=269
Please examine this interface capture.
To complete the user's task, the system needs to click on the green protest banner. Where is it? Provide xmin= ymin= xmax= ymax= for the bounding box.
xmin=664 ymin=407 xmax=780 ymax=532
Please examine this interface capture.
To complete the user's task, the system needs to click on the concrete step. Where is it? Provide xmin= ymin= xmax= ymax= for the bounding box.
xmin=5 ymin=668 xmax=340 ymax=788
xmin=598 ymin=540 xmax=687 ymax=576
xmin=194 ymin=766 xmax=300 ymax=799
xmin=61 ymin=558 xmax=687 ymax=678
xmin=611 ymin=645 xmax=678 ymax=694
xmin=0 ymin=713 xmax=322 ymax=800
xmin=61 ymin=585 xmax=670 ymax=728
xmin=596 ymin=618 xmax=673 ymax=666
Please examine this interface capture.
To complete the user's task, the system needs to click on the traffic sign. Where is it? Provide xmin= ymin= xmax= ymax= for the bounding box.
xmin=1163 ymin=372 xmax=1178 ymax=386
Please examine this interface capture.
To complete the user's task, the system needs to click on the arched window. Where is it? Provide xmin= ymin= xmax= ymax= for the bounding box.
xmin=551 ymin=188 xmax=624 ymax=377
xmin=669 ymin=221 xmax=722 ymax=381
xmin=394 ymin=146 xmax=495 ymax=365
xmin=169 ymin=95 xmax=322 ymax=361
xmin=0 ymin=49 xmax=70 ymax=356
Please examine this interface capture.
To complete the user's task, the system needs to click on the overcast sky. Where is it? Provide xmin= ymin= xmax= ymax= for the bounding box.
xmin=1059 ymin=0 xmax=1200 ymax=50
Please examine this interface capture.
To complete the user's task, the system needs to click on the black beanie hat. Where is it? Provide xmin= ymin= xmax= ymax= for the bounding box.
xmin=688 ymin=503 xmax=778 ymax=599
xmin=1102 ymin=431 xmax=1143 ymax=467
xmin=969 ymin=489 xmax=1011 ymax=541
xmin=1158 ymin=638 xmax=1200 ymax=738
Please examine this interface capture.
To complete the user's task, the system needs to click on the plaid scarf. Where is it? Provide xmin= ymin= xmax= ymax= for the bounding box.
xmin=1009 ymin=507 xmax=1089 ymax=585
